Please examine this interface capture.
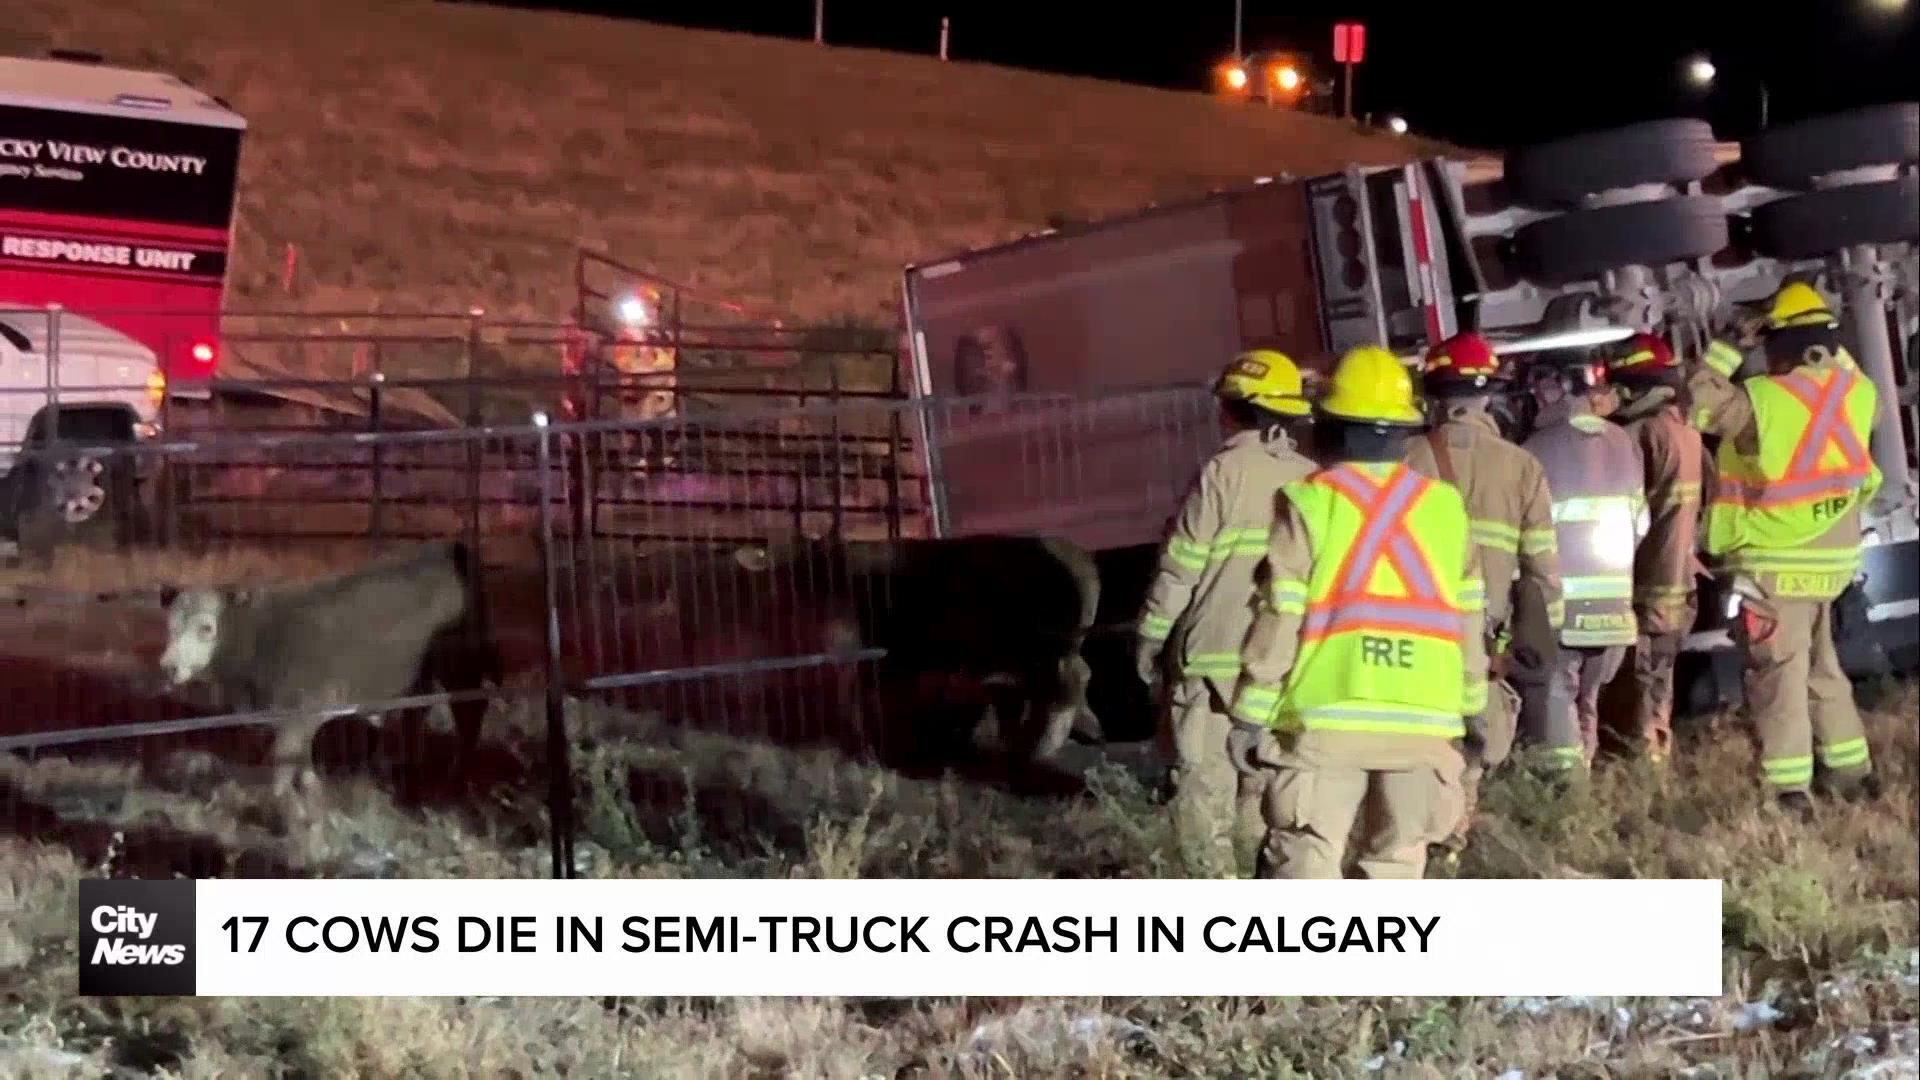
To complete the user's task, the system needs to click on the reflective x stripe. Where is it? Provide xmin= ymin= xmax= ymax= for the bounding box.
xmin=1668 ymin=481 xmax=1702 ymax=505
xmin=1139 ymin=613 xmax=1174 ymax=641
xmin=1725 ymin=370 xmax=1873 ymax=508
xmin=1780 ymin=371 xmax=1869 ymax=482
xmin=1546 ymin=746 xmax=1587 ymax=770
xmin=1308 ymin=466 xmax=1460 ymax=642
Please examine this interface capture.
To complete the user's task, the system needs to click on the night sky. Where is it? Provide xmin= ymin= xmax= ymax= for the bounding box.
xmin=471 ymin=1 xmax=1919 ymax=148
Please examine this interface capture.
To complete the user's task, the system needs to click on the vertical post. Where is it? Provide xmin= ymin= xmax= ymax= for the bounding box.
xmin=1758 ymin=81 xmax=1770 ymax=131
xmin=45 ymin=304 xmax=62 ymax=448
xmin=535 ymin=411 xmax=576 ymax=880
xmin=939 ymin=17 xmax=950 ymax=61
xmin=464 ymin=309 xmax=484 ymax=557
xmin=814 ymin=0 xmax=824 ymax=44
xmin=367 ymin=373 xmax=386 ymax=544
xmin=884 ymin=347 xmax=905 ymax=542
xmin=1839 ymin=247 xmax=1912 ymax=504
xmin=1233 ymin=0 xmax=1242 ymax=58
xmin=828 ymin=359 xmax=845 ymax=540
xmin=1343 ymin=60 xmax=1355 ymax=120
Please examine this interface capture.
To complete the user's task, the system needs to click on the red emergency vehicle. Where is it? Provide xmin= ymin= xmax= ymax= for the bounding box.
xmin=0 ymin=51 xmax=244 ymax=382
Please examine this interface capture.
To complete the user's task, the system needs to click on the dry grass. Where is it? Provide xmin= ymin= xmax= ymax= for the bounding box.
xmin=4 ymin=687 xmax=1917 ymax=1077
xmin=7 ymin=1 xmax=1434 ymax=325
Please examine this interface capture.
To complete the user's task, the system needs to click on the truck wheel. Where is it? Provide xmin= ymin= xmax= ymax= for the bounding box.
xmin=1502 ymin=119 xmax=1719 ymax=208
xmin=14 ymin=451 xmax=136 ymax=557
xmin=1740 ymin=103 xmax=1920 ymax=190
xmin=1748 ymin=175 xmax=1920 ymax=259
xmin=1511 ymin=196 xmax=1729 ymax=283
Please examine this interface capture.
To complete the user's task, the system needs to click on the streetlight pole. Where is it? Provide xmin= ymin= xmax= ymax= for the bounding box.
xmin=1758 ymin=80 xmax=1769 ymax=129
xmin=1234 ymin=0 xmax=1243 ymax=58
xmin=814 ymin=0 xmax=823 ymax=44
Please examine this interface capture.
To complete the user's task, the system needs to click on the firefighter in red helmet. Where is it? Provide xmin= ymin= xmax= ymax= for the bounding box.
xmin=1404 ymin=331 xmax=1563 ymax=853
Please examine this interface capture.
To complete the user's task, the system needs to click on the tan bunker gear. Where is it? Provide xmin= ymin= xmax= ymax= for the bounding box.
xmin=1405 ymin=333 xmax=1563 ymax=846
xmin=1228 ymin=346 xmax=1487 ymax=881
xmin=1688 ymin=290 xmax=1881 ymax=800
xmin=1599 ymin=332 xmax=1707 ymax=761
xmin=1136 ymin=352 xmax=1316 ymax=876
xmin=1522 ymin=380 xmax=1648 ymax=771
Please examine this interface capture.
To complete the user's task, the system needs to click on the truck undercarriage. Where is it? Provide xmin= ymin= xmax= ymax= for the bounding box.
xmin=902 ymin=102 xmax=1919 ymax=735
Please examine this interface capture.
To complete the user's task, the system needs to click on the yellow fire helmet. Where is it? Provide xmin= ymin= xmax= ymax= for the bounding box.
xmin=1215 ymin=349 xmax=1312 ymax=417
xmin=1766 ymin=281 xmax=1839 ymax=331
xmin=1318 ymin=344 xmax=1424 ymax=426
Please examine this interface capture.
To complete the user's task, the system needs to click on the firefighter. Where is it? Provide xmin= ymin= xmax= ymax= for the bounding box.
xmin=1404 ymin=332 xmax=1563 ymax=850
xmin=1689 ymin=282 xmax=1882 ymax=817
xmin=1228 ymin=344 xmax=1488 ymax=880
xmin=1520 ymin=351 xmax=1649 ymax=773
xmin=1134 ymin=349 xmax=1319 ymax=877
xmin=1602 ymin=332 xmax=1706 ymax=763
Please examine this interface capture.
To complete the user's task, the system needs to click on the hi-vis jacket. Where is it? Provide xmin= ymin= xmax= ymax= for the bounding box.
xmin=1523 ymin=400 xmax=1649 ymax=648
xmin=1136 ymin=428 xmax=1318 ymax=698
xmin=1689 ymin=341 xmax=1882 ymax=601
xmin=1230 ymin=461 xmax=1489 ymax=738
xmin=1615 ymin=390 xmax=1706 ymax=635
xmin=1404 ymin=410 xmax=1565 ymax=640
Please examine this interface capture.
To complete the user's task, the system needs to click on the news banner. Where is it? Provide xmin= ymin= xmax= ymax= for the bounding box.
xmin=79 ymin=878 xmax=1724 ymax=997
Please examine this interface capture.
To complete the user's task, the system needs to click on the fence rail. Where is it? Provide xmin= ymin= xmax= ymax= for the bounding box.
xmin=1 ymin=383 xmax=1221 ymax=881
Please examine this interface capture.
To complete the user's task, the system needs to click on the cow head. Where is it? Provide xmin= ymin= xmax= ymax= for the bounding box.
xmin=159 ymin=585 xmax=254 ymax=685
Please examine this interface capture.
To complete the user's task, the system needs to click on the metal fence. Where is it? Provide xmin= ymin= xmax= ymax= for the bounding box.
xmin=0 ymin=384 xmax=1221 ymax=881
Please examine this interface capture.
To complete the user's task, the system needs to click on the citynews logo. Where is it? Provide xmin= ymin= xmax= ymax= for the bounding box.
xmin=78 ymin=879 xmax=196 ymax=996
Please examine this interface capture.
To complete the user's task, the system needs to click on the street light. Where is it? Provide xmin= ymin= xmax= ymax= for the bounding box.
xmin=1684 ymin=54 xmax=1716 ymax=86
xmin=1385 ymin=114 xmax=1409 ymax=135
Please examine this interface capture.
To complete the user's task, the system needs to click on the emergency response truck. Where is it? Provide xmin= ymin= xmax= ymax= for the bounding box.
xmin=900 ymin=103 xmax=1919 ymax=721
xmin=0 ymin=50 xmax=244 ymax=548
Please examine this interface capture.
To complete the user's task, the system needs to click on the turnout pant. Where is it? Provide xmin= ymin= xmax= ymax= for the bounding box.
xmin=1625 ymin=629 xmax=1685 ymax=761
xmin=1737 ymin=596 xmax=1872 ymax=794
xmin=1449 ymin=675 xmax=1520 ymax=848
xmin=1526 ymin=645 xmax=1626 ymax=771
xmin=1251 ymin=732 xmax=1465 ymax=880
xmin=1162 ymin=680 xmax=1263 ymax=877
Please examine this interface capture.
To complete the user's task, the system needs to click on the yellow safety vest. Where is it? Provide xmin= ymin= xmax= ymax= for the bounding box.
xmin=1237 ymin=462 xmax=1481 ymax=738
xmin=1706 ymin=360 xmax=1881 ymax=592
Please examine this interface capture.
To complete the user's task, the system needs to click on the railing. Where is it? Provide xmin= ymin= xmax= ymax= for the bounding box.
xmin=0 ymin=385 xmax=1219 ymax=881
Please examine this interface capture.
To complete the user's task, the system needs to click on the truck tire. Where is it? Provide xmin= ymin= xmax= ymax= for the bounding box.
xmin=1748 ymin=175 xmax=1920 ymax=259
xmin=1502 ymin=119 xmax=1720 ymax=208
xmin=1511 ymin=196 xmax=1729 ymax=283
xmin=14 ymin=451 xmax=136 ymax=557
xmin=1740 ymin=103 xmax=1920 ymax=190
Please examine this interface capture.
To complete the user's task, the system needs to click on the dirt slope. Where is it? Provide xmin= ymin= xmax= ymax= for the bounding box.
xmin=8 ymin=0 xmax=1436 ymax=322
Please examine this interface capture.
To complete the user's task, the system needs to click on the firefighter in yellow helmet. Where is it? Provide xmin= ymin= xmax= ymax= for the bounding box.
xmin=1228 ymin=345 xmax=1488 ymax=879
xmin=1404 ymin=332 xmax=1563 ymax=855
xmin=1134 ymin=349 xmax=1320 ymax=877
xmin=1689 ymin=281 xmax=1883 ymax=819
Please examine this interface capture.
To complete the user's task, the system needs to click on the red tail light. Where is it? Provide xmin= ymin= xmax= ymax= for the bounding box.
xmin=181 ymin=339 xmax=218 ymax=377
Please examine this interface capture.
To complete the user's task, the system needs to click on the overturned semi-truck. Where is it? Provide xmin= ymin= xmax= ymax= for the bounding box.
xmin=900 ymin=103 xmax=1918 ymax=732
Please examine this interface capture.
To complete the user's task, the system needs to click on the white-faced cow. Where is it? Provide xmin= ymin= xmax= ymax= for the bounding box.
xmin=159 ymin=540 xmax=503 ymax=797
